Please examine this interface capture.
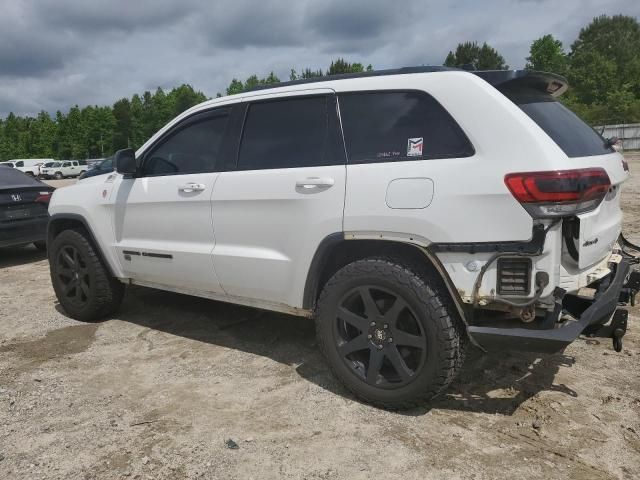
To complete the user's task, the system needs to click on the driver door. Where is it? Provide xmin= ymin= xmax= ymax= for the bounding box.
xmin=109 ymin=107 xmax=232 ymax=293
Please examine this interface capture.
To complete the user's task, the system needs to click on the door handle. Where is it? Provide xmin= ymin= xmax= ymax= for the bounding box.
xmin=179 ymin=183 xmax=206 ymax=193
xmin=295 ymin=177 xmax=335 ymax=188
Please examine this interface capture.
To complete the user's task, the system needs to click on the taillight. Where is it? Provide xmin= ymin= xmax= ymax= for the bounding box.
xmin=504 ymin=168 xmax=611 ymax=218
xmin=35 ymin=191 xmax=53 ymax=204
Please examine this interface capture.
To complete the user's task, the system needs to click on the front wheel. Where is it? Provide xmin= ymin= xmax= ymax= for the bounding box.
xmin=54 ymin=172 xmax=63 ymax=179
xmin=315 ymin=257 xmax=465 ymax=410
xmin=49 ymin=229 xmax=124 ymax=321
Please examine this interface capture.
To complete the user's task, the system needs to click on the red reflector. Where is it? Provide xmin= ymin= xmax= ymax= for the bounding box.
xmin=35 ymin=191 xmax=52 ymax=203
xmin=622 ymin=159 xmax=629 ymax=172
xmin=504 ymin=168 xmax=611 ymax=218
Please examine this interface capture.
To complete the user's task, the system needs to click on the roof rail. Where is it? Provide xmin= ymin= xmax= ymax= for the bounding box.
xmin=243 ymin=66 xmax=569 ymax=97
xmin=245 ymin=66 xmax=459 ymax=92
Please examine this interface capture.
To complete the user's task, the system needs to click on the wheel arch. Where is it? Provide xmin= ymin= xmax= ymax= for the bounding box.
xmin=47 ymin=213 xmax=118 ymax=278
xmin=303 ymin=234 xmax=473 ymax=339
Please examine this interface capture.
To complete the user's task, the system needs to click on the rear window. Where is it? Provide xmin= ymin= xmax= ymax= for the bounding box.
xmin=338 ymin=91 xmax=474 ymax=163
xmin=505 ymin=88 xmax=613 ymax=158
xmin=238 ymin=96 xmax=330 ymax=170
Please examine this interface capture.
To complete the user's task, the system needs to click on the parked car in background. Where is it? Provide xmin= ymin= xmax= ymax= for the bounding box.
xmin=79 ymin=157 xmax=114 ymax=179
xmin=0 ymin=159 xmax=50 ymax=177
xmin=39 ymin=161 xmax=57 ymax=171
xmin=40 ymin=161 xmax=87 ymax=179
xmin=1 ymin=167 xmax=54 ymax=250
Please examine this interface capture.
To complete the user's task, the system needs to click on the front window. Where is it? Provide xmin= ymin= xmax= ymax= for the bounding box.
xmin=142 ymin=110 xmax=229 ymax=176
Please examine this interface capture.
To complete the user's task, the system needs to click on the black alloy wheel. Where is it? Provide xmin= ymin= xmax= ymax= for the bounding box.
xmin=334 ymin=285 xmax=427 ymax=388
xmin=55 ymin=245 xmax=91 ymax=308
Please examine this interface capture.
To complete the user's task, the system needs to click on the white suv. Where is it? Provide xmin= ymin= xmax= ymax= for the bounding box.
xmin=46 ymin=67 xmax=638 ymax=409
xmin=40 ymin=160 xmax=87 ymax=179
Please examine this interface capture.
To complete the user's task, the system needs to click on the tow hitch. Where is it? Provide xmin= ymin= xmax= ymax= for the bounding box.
xmin=582 ymin=235 xmax=637 ymax=352
xmin=619 ymin=269 xmax=640 ymax=307
xmin=584 ymin=309 xmax=628 ymax=352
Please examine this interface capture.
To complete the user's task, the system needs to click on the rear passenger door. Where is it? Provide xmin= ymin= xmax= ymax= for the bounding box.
xmin=211 ymin=91 xmax=346 ymax=308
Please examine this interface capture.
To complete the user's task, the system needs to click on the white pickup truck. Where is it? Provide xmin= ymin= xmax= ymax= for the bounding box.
xmin=39 ymin=161 xmax=87 ymax=179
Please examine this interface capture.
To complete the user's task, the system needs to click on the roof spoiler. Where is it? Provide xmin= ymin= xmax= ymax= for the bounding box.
xmin=472 ymin=70 xmax=569 ymax=97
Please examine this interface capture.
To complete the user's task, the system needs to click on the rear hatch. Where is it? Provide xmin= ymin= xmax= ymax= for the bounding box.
xmin=478 ymin=70 xmax=629 ymax=269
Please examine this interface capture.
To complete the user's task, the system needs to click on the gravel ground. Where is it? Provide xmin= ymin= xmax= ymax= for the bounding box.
xmin=42 ymin=178 xmax=77 ymax=189
xmin=1 ymin=155 xmax=640 ymax=479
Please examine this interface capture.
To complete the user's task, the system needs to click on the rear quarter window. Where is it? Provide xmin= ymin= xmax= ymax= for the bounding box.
xmin=504 ymin=87 xmax=613 ymax=158
xmin=338 ymin=91 xmax=474 ymax=163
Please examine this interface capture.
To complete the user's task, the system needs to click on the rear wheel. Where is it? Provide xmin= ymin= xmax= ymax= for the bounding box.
xmin=54 ymin=172 xmax=63 ymax=179
xmin=316 ymin=257 xmax=465 ymax=410
xmin=49 ymin=229 xmax=124 ymax=321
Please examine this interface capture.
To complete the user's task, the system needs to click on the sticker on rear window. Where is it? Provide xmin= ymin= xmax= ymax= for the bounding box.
xmin=407 ymin=137 xmax=423 ymax=157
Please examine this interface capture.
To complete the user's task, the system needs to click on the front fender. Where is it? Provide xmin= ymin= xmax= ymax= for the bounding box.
xmin=48 ymin=180 xmax=124 ymax=278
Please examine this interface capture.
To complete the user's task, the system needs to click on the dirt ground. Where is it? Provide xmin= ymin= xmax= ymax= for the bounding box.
xmin=2 ymin=156 xmax=640 ymax=480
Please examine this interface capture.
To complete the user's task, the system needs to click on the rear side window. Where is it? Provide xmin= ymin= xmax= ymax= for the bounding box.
xmin=143 ymin=111 xmax=229 ymax=176
xmin=505 ymin=88 xmax=612 ymax=158
xmin=238 ymin=96 xmax=330 ymax=170
xmin=338 ymin=91 xmax=474 ymax=163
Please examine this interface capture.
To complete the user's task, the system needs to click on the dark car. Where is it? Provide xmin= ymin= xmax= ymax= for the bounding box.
xmin=0 ymin=167 xmax=54 ymax=250
xmin=78 ymin=157 xmax=113 ymax=179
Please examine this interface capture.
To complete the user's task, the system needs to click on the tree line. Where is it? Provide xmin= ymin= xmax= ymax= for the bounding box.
xmin=1 ymin=14 xmax=638 ymax=161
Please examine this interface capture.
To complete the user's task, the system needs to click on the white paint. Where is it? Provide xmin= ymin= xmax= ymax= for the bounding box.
xmin=48 ymin=70 xmax=629 ymax=314
xmin=385 ymin=178 xmax=434 ymax=209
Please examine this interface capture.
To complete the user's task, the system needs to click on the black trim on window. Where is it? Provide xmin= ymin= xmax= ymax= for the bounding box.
xmin=218 ymin=104 xmax=246 ymax=172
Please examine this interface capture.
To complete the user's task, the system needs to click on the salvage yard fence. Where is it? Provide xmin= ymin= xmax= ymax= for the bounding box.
xmin=593 ymin=122 xmax=640 ymax=151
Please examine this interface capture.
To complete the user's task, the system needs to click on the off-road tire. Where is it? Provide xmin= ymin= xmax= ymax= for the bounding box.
xmin=49 ymin=229 xmax=124 ymax=321
xmin=315 ymin=257 xmax=466 ymax=410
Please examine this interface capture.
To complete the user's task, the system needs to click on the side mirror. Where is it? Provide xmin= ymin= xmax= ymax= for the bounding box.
xmin=114 ymin=149 xmax=137 ymax=176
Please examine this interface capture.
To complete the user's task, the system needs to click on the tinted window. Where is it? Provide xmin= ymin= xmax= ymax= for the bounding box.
xmin=238 ymin=96 xmax=329 ymax=170
xmin=100 ymin=158 xmax=113 ymax=170
xmin=143 ymin=112 xmax=229 ymax=176
xmin=505 ymin=88 xmax=612 ymax=158
xmin=338 ymin=91 xmax=474 ymax=163
xmin=16 ymin=161 xmax=24 ymax=167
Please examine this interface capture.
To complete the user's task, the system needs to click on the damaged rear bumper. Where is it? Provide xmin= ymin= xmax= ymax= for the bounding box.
xmin=468 ymin=258 xmax=635 ymax=353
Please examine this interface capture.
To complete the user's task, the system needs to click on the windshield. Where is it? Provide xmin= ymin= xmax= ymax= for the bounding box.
xmin=504 ymin=87 xmax=613 ymax=158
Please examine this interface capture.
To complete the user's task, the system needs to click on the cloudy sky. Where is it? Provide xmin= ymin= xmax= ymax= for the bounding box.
xmin=1 ymin=0 xmax=638 ymax=117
